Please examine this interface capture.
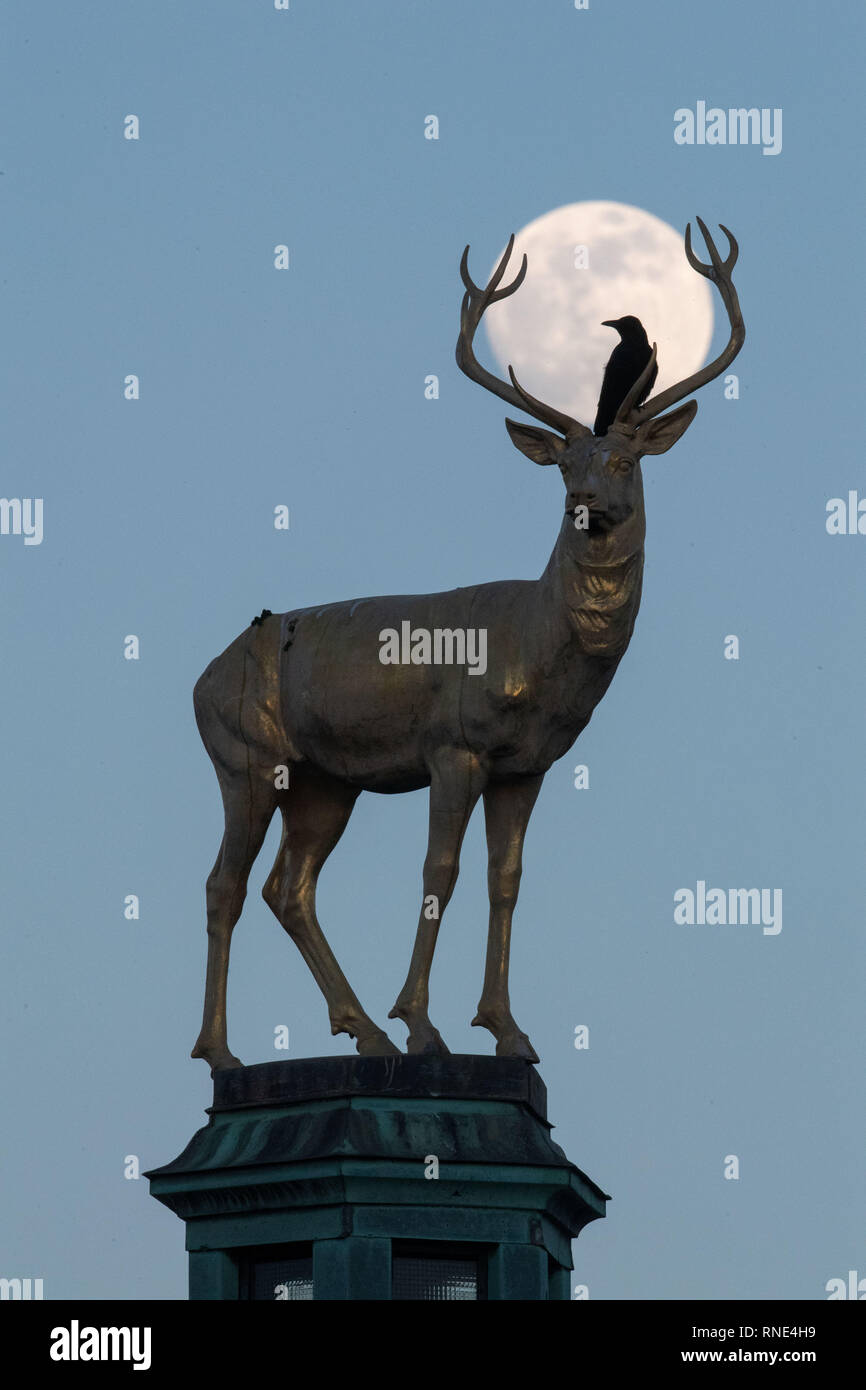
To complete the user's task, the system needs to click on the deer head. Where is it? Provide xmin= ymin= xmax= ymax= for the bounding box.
xmin=457 ymin=218 xmax=745 ymax=545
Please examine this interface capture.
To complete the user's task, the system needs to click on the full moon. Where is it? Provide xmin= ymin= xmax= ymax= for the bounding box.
xmin=483 ymin=201 xmax=714 ymax=427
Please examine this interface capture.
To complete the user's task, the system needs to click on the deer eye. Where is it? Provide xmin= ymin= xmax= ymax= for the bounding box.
xmin=607 ymin=455 xmax=633 ymax=474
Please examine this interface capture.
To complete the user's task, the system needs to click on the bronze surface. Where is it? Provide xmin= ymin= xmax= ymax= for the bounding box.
xmin=191 ymin=219 xmax=744 ymax=1073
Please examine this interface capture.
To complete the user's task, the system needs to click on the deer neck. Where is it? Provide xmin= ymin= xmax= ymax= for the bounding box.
xmin=539 ymin=512 xmax=645 ymax=659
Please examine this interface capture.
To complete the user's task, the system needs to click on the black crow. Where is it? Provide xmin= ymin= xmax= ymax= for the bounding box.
xmin=593 ymin=315 xmax=657 ymax=436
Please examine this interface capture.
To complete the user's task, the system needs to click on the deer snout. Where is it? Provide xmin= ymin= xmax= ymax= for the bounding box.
xmin=568 ymin=490 xmax=601 ymax=512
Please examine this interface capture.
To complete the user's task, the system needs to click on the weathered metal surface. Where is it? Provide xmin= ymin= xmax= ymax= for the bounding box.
xmin=190 ymin=220 xmax=744 ymax=1072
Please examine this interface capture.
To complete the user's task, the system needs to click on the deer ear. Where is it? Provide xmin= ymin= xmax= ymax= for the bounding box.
xmin=504 ymin=419 xmax=567 ymax=466
xmin=635 ymin=401 xmax=698 ymax=455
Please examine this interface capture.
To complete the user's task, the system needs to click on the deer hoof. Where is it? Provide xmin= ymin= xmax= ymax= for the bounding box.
xmin=191 ymin=1043 xmax=244 ymax=1073
xmin=355 ymin=1030 xmax=401 ymax=1057
xmin=406 ymin=1029 xmax=450 ymax=1056
xmin=495 ymin=1033 xmax=539 ymax=1064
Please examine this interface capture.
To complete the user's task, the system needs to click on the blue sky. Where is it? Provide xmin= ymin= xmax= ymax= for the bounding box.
xmin=1 ymin=0 xmax=863 ymax=1300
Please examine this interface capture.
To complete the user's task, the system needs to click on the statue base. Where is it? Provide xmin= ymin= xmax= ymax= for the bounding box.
xmin=146 ymin=1055 xmax=607 ymax=1301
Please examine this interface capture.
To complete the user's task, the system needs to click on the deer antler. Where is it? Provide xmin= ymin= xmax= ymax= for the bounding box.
xmin=617 ymin=218 xmax=745 ymax=429
xmin=457 ymin=236 xmax=589 ymax=438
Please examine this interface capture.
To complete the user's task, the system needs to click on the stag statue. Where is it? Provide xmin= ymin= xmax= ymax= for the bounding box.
xmin=191 ymin=217 xmax=744 ymax=1073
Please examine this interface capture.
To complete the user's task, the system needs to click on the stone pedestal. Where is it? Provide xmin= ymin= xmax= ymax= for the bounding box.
xmin=146 ymin=1055 xmax=607 ymax=1301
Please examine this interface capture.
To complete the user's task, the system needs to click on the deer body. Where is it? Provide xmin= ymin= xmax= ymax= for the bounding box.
xmin=192 ymin=219 xmax=743 ymax=1073
xmin=197 ymin=515 xmax=644 ymax=792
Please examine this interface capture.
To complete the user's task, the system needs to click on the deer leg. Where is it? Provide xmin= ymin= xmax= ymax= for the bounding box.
xmin=389 ymin=749 xmax=486 ymax=1055
xmin=191 ymin=775 xmax=278 ymax=1074
xmin=472 ymin=774 xmax=543 ymax=1063
xmin=262 ymin=769 xmax=400 ymax=1057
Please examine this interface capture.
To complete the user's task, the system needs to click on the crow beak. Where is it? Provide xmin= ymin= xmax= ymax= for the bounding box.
xmin=601 ymin=319 xmax=617 ymax=328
